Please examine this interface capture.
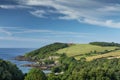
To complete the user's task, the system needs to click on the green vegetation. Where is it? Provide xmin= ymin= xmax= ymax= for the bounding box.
xmin=25 ymin=42 xmax=69 ymax=59
xmin=86 ymin=50 xmax=120 ymax=61
xmin=24 ymin=68 xmax=47 ymax=80
xmin=0 ymin=59 xmax=23 ymax=80
xmin=48 ymin=55 xmax=120 ymax=80
xmin=2 ymin=55 xmax=120 ymax=80
xmin=64 ymin=58 xmax=120 ymax=80
xmin=24 ymin=42 xmax=120 ymax=80
xmin=2 ymin=42 xmax=120 ymax=80
xmin=90 ymin=42 xmax=120 ymax=47
xmin=56 ymin=44 xmax=118 ymax=59
xmin=48 ymin=73 xmax=61 ymax=80
xmin=25 ymin=42 xmax=120 ymax=61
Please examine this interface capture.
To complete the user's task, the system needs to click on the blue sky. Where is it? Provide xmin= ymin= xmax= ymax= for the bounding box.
xmin=0 ymin=0 xmax=120 ymax=48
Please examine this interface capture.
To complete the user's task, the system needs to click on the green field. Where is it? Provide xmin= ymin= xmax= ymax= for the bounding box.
xmin=56 ymin=44 xmax=118 ymax=60
xmin=86 ymin=50 xmax=120 ymax=61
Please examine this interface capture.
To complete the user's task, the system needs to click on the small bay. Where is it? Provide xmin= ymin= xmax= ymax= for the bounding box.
xmin=0 ymin=48 xmax=35 ymax=73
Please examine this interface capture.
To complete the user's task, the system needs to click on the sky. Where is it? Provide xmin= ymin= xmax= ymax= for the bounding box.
xmin=0 ymin=0 xmax=120 ymax=48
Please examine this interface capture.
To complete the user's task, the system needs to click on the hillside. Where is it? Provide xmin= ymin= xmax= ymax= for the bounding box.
xmin=56 ymin=44 xmax=119 ymax=60
xmin=21 ymin=42 xmax=120 ymax=80
xmin=25 ymin=42 xmax=120 ymax=61
xmin=86 ymin=50 xmax=120 ymax=61
xmin=25 ymin=42 xmax=70 ymax=59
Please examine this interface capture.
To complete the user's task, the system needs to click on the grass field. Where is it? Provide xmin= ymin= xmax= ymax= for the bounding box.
xmin=86 ymin=50 xmax=120 ymax=61
xmin=56 ymin=44 xmax=118 ymax=60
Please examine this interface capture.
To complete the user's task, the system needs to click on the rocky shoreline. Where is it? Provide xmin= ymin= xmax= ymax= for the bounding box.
xmin=14 ymin=55 xmax=33 ymax=61
xmin=21 ymin=64 xmax=53 ymax=70
xmin=14 ymin=55 xmax=55 ymax=70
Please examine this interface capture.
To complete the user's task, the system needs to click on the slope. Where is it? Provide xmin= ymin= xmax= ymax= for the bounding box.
xmin=56 ymin=44 xmax=118 ymax=56
xmin=86 ymin=50 xmax=120 ymax=61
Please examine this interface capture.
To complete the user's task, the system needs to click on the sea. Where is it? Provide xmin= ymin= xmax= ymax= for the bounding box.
xmin=0 ymin=48 xmax=35 ymax=73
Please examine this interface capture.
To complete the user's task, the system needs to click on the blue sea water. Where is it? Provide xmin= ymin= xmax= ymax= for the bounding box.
xmin=0 ymin=48 xmax=35 ymax=73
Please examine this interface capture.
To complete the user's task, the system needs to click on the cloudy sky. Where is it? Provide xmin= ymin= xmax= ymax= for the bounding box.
xmin=0 ymin=0 xmax=120 ymax=48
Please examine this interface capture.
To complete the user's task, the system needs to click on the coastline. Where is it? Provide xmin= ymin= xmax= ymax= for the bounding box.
xmin=14 ymin=55 xmax=53 ymax=71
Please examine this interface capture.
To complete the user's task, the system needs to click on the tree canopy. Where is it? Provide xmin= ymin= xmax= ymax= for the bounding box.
xmin=25 ymin=42 xmax=69 ymax=59
xmin=0 ymin=59 xmax=23 ymax=80
xmin=51 ymin=58 xmax=120 ymax=80
xmin=89 ymin=42 xmax=120 ymax=47
xmin=24 ymin=68 xmax=47 ymax=80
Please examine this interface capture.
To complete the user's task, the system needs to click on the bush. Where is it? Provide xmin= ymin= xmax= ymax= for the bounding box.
xmin=0 ymin=59 xmax=23 ymax=80
xmin=24 ymin=68 xmax=47 ymax=80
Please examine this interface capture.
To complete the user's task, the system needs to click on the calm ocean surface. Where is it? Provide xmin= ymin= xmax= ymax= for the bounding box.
xmin=0 ymin=48 xmax=35 ymax=73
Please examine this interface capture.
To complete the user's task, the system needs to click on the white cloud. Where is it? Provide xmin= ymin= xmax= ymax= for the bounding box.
xmin=14 ymin=29 xmax=53 ymax=34
xmin=0 ymin=28 xmax=12 ymax=36
xmin=30 ymin=10 xmax=47 ymax=18
xmin=0 ymin=36 xmax=55 ymax=42
xmin=20 ymin=0 xmax=55 ymax=7
xmin=82 ymin=19 xmax=120 ymax=28
xmin=12 ymin=28 xmax=90 ymax=36
xmin=0 ymin=27 xmax=83 ymax=34
xmin=17 ymin=0 xmax=120 ymax=28
xmin=0 ymin=27 xmax=93 ymax=45
xmin=98 ymin=5 xmax=120 ymax=12
xmin=0 ymin=27 xmax=90 ymax=38
xmin=0 ymin=5 xmax=16 ymax=9
xmin=0 ymin=5 xmax=32 ymax=9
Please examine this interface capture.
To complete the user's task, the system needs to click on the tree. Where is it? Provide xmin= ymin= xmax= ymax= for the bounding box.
xmin=52 ymin=66 xmax=62 ymax=73
xmin=24 ymin=68 xmax=47 ymax=80
xmin=0 ymin=59 xmax=23 ymax=80
xmin=48 ymin=73 xmax=61 ymax=80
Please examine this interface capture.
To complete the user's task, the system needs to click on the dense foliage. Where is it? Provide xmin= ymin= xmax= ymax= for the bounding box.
xmin=90 ymin=42 xmax=120 ymax=47
xmin=24 ymin=68 xmax=47 ymax=80
xmin=66 ymin=58 xmax=120 ymax=80
xmin=49 ymin=57 xmax=120 ymax=80
xmin=23 ymin=42 xmax=120 ymax=80
xmin=2 ymin=56 xmax=120 ymax=80
xmin=25 ymin=42 xmax=69 ymax=59
xmin=0 ymin=59 xmax=23 ymax=80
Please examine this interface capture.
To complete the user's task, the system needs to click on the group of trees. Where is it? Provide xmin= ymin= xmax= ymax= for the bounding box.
xmin=1 ymin=55 xmax=120 ymax=80
xmin=65 ymin=58 xmax=120 ymax=80
xmin=49 ymin=57 xmax=120 ymax=80
xmin=24 ymin=68 xmax=47 ymax=80
xmin=90 ymin=42 xmax=120 ymax=47
xmin=0 ymin=59 xmax=23 ymax=80
xmin=25 ymin=42 xmax=69 ymax=59
xmin=0 ymin=59 xmax=47 ymax=80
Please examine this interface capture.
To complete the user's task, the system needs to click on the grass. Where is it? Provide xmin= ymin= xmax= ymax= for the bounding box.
xmin=86 ymin=50 xmax=120 ymax=61
xmin=56 ymin=44 xmax=118 ymax=60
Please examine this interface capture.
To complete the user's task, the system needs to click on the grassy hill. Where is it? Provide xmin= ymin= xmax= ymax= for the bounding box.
xmin=22 ymin=42 xmax=120 ymax=80
xmin=25 ymin=42 xmax=120 ymax=61
xmin=25 ymin=42 xmax=69 ymax=59
xmin=56 ymin=44 xmax=119 ymax=60
xmin=86 ymin=50 xmax=120 ymax=61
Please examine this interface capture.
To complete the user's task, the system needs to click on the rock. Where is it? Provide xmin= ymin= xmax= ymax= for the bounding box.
xmin=14 ymin=55 xmax=31 ymax=61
